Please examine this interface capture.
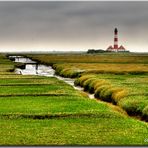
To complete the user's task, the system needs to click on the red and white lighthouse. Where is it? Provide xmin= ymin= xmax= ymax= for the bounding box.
xmin=106 ymin=28 xmax=126 ymax=52
xmin=114 ymin=28 xmax=118 ymax=51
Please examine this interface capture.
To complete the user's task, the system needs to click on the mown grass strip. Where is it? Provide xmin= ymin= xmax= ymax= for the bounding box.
xmin=0 ymin=94 xmax=127 ymax=117
xmin=0 ymin=112 xmax=125 ymax=120
xmin=0 ymin=93 xmax=69 ymax=97
xmin=0 ymin=83 xmax=59 ymax=86
xmin=0 ymin=117 xmax=147 ymax=145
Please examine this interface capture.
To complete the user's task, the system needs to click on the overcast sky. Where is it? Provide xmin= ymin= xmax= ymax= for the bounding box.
xmin=0 ymin=1 xmax=148 ymax=52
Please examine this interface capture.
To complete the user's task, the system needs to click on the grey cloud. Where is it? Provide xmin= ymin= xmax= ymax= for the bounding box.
xmin=0 ymin=1 xmax=148 ymax=52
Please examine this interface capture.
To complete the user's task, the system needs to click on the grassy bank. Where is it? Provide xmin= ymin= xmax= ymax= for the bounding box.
xmin=29 ymin=53 xmax=148 ymax=121
xmin=0 ymin=53 xmax=147 ymax=145
xmin=74 ymin=74 xmax=148 ymax=121
xmin=29 ymin=53 xmax=148 ymax=77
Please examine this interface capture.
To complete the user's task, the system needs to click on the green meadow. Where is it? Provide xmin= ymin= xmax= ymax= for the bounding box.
xmin=30 ymin=53 xmax=148 ymax=121
xmin=0 ymin=53 xmax=148 ymax=145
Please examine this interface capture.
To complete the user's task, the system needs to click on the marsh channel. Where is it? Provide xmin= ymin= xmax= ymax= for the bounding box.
xmin=9 ymin=56 xmax=95 ymax=99
xmin=8 ymin=56 xmax=147 ymax=122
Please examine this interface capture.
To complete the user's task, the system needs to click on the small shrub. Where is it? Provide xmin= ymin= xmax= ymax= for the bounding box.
xmin=94 ymin=85 xmax=110 ymax=98
xmin=99 ymin=87 xmax=113 ymax=102
xmin=59 ymin=68 xmax=71 ymax=77
xmin=121 ymin=100 xmax=139 ymax=115
xmin=79 ymin=75 xmax=95 ymax=86
xmin=87 ymin=79 xmax=98 ymax=93
xmin=112 ymin=89 xmax=128 ymax=104
xmin=70 ymin=71 xmax=80 ymax=78
xmin=74 ymin=78 xmax=81 ymax=86
xmin=56 ymin=67 xmax=79 ymax=78
xmin=64 ymin=69 xmax=73 ymax=77
xmin=119 ymin=99 xmax=145 ymax=116
xmin=88 ymin=79 xmax=105 ymax=93
xmin=94 ymin=80 xmax=110 ymax=91
xmin=74 ymin=75 xmax=95 ymax=86
xmin=53 ymin=64 xmax=64 ymax=75
xmin=83 ymin=78 xmax=97 ymax=91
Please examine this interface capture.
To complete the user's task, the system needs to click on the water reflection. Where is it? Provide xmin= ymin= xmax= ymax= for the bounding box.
xmin=11 ymin=56 xmax=94 ymax=99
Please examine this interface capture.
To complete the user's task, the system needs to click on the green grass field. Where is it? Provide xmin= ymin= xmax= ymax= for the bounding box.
xmin=30 ymin=53 xmax=148 ymax=121
xmin=74 ymin=74 xmax=148 ymax=120
xmin=0 ymin=53 xmax=148 ymax=145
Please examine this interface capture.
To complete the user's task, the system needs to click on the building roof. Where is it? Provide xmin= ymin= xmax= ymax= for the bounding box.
xmin=107 ymin=45 xmax=113 ymax=50
xmin=118 ymin=45 xmax=126 ymax=50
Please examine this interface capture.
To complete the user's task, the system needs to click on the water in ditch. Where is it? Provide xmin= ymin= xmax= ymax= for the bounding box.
xmin=11 ymin=56 xmax=95 ymax=99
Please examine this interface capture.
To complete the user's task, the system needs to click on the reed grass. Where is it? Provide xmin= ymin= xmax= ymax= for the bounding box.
xmin=74 ymin=73 xmax=147 ymax=120
xmin=29 ymin=53 xmax=148 ymax=64
xmin=29 ymin=54 xmax=148 ymax=120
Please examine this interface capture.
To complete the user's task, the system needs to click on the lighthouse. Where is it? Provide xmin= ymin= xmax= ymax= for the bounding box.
xmin=114 ymin=28 xmax=118 ymax=51
xmin=107 ymin=28 xmax=126 ymax=52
